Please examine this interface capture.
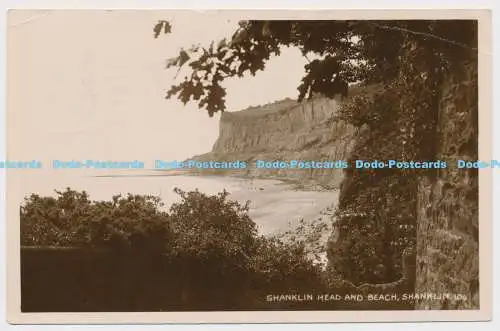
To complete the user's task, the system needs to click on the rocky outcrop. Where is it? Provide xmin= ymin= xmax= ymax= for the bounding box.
xmin=190 ymin=96 xmax=358 ymax=189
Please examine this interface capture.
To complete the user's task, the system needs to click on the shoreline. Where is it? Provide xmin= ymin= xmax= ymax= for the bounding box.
xmin=148 ymin=168 xmax=340 ymax=192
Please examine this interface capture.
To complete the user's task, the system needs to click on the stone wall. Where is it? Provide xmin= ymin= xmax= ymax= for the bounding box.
xmin=415 ymin=57 xmax=479 ymax=309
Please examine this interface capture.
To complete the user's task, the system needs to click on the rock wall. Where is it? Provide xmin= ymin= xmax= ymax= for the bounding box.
xmin=192 ymin=96 xmax=358 ymax=189
xmin=415 ymin=58 xmax=479 ymax=309
xmin=325 ymin=37 xmax=479 ymax=309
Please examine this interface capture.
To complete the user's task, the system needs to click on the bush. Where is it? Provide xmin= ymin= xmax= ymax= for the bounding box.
xmin=20 ymin=187 xmax=327 ymax=309
xmin=20 ymin=188 xmax=172 ymax=250
xmin=167 ymin=188 xmax=257 ymax=273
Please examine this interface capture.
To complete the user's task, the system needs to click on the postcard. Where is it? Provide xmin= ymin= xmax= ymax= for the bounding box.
xmin=6 ymin=8 xmax=492 ymax=324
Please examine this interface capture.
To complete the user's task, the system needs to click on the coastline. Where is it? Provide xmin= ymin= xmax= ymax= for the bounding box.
xmin=150 ymin=168 xmax=340 ymax=192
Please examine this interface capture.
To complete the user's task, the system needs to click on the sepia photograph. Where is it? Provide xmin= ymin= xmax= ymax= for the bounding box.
xmin=6 ymin=9 xmax=492 ymax=324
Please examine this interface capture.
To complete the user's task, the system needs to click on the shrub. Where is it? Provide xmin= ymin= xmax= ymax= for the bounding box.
xmin=167 ymin=188 xmax=257 ymax=272
xmin=20 ymin=187 xmax=327 ymax=309
xmin=20 ymin=188 xmax=172 ymax=250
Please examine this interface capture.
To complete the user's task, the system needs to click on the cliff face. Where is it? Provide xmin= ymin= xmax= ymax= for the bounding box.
xmin=193 ymin=96 xmax=357 ymax=189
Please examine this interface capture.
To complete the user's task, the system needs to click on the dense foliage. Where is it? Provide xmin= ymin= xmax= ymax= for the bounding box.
xmin=155 ymin=19 xmax=478 ymax=285
xmin=155 ymin=20 xmax=476 ymax=114
xmin=21 ymin=188 xmax=326 ymax=308
xmin=21 ymin=189 xmax=171 ymax=250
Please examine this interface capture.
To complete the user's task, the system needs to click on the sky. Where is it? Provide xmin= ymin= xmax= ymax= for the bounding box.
xmin=7 ymin=10 xmax=308 ymax=161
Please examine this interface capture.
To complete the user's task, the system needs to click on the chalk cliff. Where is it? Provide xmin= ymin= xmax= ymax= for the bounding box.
xmin=190 ymin=96 xmax=358 ymax=189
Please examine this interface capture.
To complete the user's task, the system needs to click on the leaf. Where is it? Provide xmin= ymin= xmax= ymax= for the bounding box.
xmin=165 ymin=56 xmax=179 ymax=69
xmin=153 ymin=21 xmax=172 ymax=38
xmin=153 ymin=21 xmax=163 ymax=38
xmin=217 ymin=38 xmax=227 ymax=51
xmin=163 ymin=21 xmax=172 ymax=34
xmin=178 ymin=49 xmax=190 ymax=67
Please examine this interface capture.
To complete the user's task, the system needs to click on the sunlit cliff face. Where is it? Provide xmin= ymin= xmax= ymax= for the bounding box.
xmin=198 ymin=96 xmax=357 ymax=189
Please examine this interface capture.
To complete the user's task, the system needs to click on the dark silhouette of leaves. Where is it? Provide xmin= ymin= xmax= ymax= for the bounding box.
xmin=155 ymin=20 xmax=477 ymax=116
xmin=153 ymin=20 xmax=172 ymax=39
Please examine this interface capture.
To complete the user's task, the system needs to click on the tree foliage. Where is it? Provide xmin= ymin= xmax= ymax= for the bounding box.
xmin=157 ymin=20 xmax=476 ymax=116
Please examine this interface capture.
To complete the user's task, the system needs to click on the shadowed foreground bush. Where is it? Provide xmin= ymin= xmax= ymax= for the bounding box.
xmin=20 ymin=188 xmax=329 ymax=311
xmin=21 ymin=188 xmax=415 ymax=311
